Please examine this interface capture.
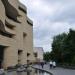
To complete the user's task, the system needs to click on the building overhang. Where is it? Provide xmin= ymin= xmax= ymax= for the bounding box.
xmin=27 ymin=17 xmax=33 ymax=26
xmin=19 ymin=2 xmax=27 ymax=14
xmin=0 ymin=20 xmax=15 ymax=37
xmin=1 ymin=0 xmax=21 ymax=23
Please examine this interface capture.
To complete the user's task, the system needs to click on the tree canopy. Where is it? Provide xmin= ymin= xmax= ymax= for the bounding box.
xmin=43 ymin=29 xmax=75 ymax=66
xmin=51 ymin=29 xmax=75 ymax=65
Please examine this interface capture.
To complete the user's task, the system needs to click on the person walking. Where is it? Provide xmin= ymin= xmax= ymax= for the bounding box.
xmin=53 ymin=61 xmax=56 ymax=68
xmin=49 ymin=61 xmax=53 ymax=69
xmin=41 ymin=62 xmax=44 ymax=68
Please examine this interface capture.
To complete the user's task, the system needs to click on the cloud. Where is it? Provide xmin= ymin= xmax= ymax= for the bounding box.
xmin=50 ymin=2 xmax=75 ymax=23
xmin=19 ymin=0 xmax=75 ymax=52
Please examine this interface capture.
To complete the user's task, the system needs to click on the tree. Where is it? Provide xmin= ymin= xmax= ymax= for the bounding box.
xmin=51 ymin=33 xmax=67 ymax=63
xmin=43 ymin=29 xmax=75 ymax=65
xmin=43 ymin=52 xmax=51 ymax=62
xmin=62 ymin=29 xmax=75 ymax=64
xmin=51 ymin=29 xmax=75 ymax=65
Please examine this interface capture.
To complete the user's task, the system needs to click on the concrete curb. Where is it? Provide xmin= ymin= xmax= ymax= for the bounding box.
xmin=32 ymin=66 xmax=53 ymax=75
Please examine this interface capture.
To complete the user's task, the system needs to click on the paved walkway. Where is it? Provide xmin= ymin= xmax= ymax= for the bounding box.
xmin=33 ymin=64 xmax=75 ymax=75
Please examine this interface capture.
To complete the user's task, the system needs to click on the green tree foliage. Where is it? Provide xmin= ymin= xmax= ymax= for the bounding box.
xmin=51 ymin=29 xmax=75 ymax=65
xmin=52 ymin=33 xmax=67 ymax=63
xmin=43 ymin=52 xmax=51 ymax=62
xmin=63 ymin=29 xmax=75 ymax=64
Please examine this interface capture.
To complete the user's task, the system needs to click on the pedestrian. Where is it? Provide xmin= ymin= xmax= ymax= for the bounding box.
xmin=41 ymin=62 xmax=44 ymax=68
xmin=53 ymin=61 xmax=56 ymax=68
xmin=49 ymin=61 xmax=53 ymax=69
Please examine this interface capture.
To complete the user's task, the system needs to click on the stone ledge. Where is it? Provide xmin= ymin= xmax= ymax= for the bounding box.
xmin=32 ymin=66 xmax=53 ymax=75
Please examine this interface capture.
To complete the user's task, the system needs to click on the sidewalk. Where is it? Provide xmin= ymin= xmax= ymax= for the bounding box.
xmin=32 ymin=64 xmax=53 ymax=75
xmin=33 ymin=64 xmax=75 ymax=75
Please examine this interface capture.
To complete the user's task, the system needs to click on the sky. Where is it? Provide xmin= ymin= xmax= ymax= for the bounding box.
xmin=19 ymin=0 xmax=75 ymax=52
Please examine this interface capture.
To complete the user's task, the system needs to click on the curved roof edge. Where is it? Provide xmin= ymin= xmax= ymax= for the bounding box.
xmin=19 ymin=2 xmax=27 ymax=14
xmin=27 ymin=17 xmax=33 ymax=26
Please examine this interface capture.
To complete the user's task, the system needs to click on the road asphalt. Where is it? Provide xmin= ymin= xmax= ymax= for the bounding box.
xmin=33 ymin=64 xmax=75 ymax=75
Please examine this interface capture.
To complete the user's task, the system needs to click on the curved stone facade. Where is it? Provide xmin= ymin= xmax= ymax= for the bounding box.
xmin=0 ymin=0 xmax=34 ymax=69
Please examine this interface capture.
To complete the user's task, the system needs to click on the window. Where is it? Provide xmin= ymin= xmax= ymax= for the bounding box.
xmin=34 ymin=53 xmax=37 ymax=57
xmin=27 ymin=53 xmax=30 ymax=57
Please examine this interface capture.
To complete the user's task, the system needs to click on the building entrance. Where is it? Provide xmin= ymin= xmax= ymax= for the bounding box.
xmin=0 ymin=45 xmax=6 ymax=68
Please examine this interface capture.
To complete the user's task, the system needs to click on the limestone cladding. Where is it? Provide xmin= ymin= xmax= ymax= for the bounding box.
xmin=0 ymin=0 xmax=34 ymax=69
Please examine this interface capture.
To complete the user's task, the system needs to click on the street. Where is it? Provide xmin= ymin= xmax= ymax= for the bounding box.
xmin=1 ymin=64 xmax=75 ymax=75
xmin=34 ymin=64 xmax=75 ymax=75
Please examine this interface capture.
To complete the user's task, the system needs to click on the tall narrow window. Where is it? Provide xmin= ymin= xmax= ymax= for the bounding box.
xmin=18 ymin=50 xmax=22 ymax=64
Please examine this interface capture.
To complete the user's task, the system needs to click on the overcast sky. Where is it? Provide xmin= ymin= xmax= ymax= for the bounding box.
xmin=19 ymin=0 xmax=75 ymax=52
